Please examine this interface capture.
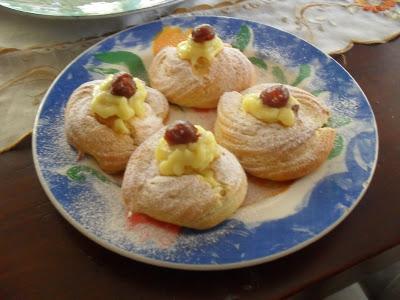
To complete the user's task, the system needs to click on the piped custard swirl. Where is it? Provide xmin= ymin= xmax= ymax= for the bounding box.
xmin=242 ymin=85 xmax=300 ymax=127
xmin=91 ymin=73 xmax=148 ymax=134
xmin=177 ymin=24 xmax=224 ymax=68
xmin=155 ymin=121 xmax=221 ymax=190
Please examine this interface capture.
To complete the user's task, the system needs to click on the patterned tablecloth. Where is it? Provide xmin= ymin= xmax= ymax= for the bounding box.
xmin=0 ymin=0 xmax=399 ymax=152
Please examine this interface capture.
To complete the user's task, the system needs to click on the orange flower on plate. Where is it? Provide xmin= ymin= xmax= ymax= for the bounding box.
xmin=152 ymin=26 xmax=191 ymax=55
xmin=355 ymin=0 xmax=396 ymax=12
xmin=127 ymin=212 xmax=181 ymax=249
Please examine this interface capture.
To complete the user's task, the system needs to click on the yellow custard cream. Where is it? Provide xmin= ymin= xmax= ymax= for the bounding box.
xmin=177 ymin=35 xmax=224 ymax=67
xmin=155 ymin=126 xmax=219 ymax=177
xmin=91 ymin=76 xmax=148 ymax=134
xmin=242 ymin=94 xmax=300 ymax=126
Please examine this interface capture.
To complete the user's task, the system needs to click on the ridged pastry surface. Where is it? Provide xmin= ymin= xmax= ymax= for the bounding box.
xmin=64 ymin=80 xmax=168 ymax=174
xmin=122 ymin=129 xmax=248 ymax=230
xmin=215 ymin=83 xmax=336 ymax=181
xmin=149 ymin=46 xmax=256 ymax=108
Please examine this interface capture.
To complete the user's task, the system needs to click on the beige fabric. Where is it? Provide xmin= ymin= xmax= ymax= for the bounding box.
xmin=0 ymin=40 xmax=98 ymax=153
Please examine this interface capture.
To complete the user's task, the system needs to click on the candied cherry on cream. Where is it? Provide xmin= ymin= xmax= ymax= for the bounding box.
xmin=191 ymin=24 xmax=216 ymax=43
xmin=110 ymin=73 xmax=137 ymax=98
xmin=260 ymin=85 xmax=289 ymax=108
xmin=164 ymin=121 xmax=199 ymax=145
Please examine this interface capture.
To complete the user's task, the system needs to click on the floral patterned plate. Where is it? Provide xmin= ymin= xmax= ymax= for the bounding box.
xmin=0 ymin=0 xmax=182 ymax=18
xmin=32 ymin=16 xmax=378 ymax=270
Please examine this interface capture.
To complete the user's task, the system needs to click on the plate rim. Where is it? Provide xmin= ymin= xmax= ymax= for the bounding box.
xmin=32 ymin=15 xmax=379 ymax=271
xmin=0 ymin=0 xmax=184 ymax=19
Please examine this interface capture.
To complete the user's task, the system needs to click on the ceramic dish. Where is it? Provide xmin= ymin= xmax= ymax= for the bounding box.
xmin=0 ymin=0 xmax=183 ymax=19
xmin=32 ymin=16 xmax=378 ymax=270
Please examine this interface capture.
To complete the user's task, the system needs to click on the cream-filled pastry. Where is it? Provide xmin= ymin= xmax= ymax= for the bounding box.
xmin=215 ymin=84 xmax=336 ymax=181
xmin=65 ymin=73 xmax=169 ymax=173
xmin=149 ymin=24 xmax=256 ymax=108
xmin=122 ymin=120 xmax=247 ymax=229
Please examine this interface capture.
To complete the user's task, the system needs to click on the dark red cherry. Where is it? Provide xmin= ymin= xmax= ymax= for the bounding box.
xmin=191 ymin=24 xmax=216 ymax=43
xmin=260 ymin=85 xmax=289 ymax=108
xmin=110 ymin=73 xmax=136 ymax=98
xmin=164 ymin=120 xmax=199 ymax=145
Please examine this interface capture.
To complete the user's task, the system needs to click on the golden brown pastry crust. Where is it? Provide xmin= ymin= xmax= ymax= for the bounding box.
xmin=121 ymin=129 xmax=248 ymax=230
xmin=149 ymin=46 xmax=256 ymax=108
xmin=64 ymin=80 xmax=169 ymax=174
xmin=214 ymin=83 xmax=336 ymax=181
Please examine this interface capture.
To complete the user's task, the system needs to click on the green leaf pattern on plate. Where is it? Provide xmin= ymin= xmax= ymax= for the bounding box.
xmin=232 ymin=24 xmax=251 ymax=52
xmin=311 ymin=90 xmax=325 ymax=96
xmin=328 ymin=134 xmax=344 ymax=160
xmin=86 ymin=66 xmax=120 ymax=75
xmin=66 ymin=165 xmax=109 ymax=183
xmin=272 ymin=66 xmax=288 ymax=84
xmin=249 ymin=57 xmax=268 ymax=70
xmin=291 ymin=64 xmax=311 ymax=86
xmin=326 ymin=115 xmax=352 ymax=128
xmin=94 ymin=51 xmax=149 ymax=83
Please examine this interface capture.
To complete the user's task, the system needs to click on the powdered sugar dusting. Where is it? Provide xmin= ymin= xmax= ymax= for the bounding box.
xmin=37 ymin=114 xmax=249 ymax=258
xmin=34 ymin=17 xmax=377 ymax=267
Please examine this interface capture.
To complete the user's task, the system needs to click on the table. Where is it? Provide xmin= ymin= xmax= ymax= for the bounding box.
xmin=0 ymin=35 xmax=399 ymax=300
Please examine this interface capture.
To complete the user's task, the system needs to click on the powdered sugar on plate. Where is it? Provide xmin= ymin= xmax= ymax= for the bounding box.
xmin=33 ymin=16 xmax=377 ymax=268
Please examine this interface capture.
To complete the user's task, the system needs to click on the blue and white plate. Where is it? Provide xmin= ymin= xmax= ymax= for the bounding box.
xmin=33 ymin=16 xmax=378 ymax=270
